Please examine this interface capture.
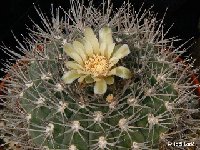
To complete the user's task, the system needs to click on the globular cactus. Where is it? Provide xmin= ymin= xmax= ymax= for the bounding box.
xmin=1 ymin=0 xmax=200 ymax=149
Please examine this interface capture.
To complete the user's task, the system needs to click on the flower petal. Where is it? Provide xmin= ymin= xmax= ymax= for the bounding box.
xmin=76 ymin=69 xmax=90 ymax=75
xmin=92 ymin=77 xmax=101 ymax=82
xmin=108 ymin=56 xmax=120 ymax=69
xmin=63 ymin=43 xmax=73 ymax=55
xmin=108 ymin=66 xmax=132 ymax=79
xmin=105 ymin=76 xmax=114 ymax=85
xmin=106 ymin=43 xmax=115 ymax=59
xmin=99 ymin=26 xmax=113 ymax=46
xmin=94 ymin=79 xmax=107 ymax=94
xmin=84 ymin=27 xmax=100 ymax=54
xmin=62 ymin=71 xmax=82 ymax=84
xmin=81 ymin=38 xmax=94 ymax=57
xmin=65 ymin=61 xmax=84 ymax=70
xmin=63 ymin=43 xmax=84 ymax=65
xmin=78 ymin=75 xmax=87 ymax=82
xmin=110 ymin=44 xmax=130 ymax=60
xmin=99 ymin=42 xmax=106 ymax=56
xmin=70 ymin=53 xmax=84 ymax=66
xmin=85 ymin=76 xmax=94 ymax=83
xmin=73 ymin=40 xmax=87 ymax=61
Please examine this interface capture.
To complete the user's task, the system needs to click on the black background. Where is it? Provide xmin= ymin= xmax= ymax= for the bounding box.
xmin=0 ymin=0 xmax=200 ymax=77
xmin=0 ymin=0 xmax=200 ymax=146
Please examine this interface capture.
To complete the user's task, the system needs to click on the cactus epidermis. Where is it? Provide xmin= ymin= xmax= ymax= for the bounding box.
xmin=0 ymin=0 xmax=200 ymax=150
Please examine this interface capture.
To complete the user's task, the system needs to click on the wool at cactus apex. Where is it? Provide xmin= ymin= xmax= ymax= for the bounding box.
xmin=0 ymin=0 xmax=199 ymax=78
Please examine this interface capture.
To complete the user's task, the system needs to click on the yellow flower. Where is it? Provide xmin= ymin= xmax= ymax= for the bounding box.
xmin=106 ymin=94 xmax=114 ymax=103
xmin=62 ymin=26 xmax=132 ymax=94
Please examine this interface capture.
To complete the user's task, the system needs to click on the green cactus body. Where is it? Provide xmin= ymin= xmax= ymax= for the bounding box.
xmin=15 ymin=41 xmax=187 ymax=149
xmin=1 ymin=0 xmax=200 ymax=150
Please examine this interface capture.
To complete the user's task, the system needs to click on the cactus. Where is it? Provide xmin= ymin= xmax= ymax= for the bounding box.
xmin=1 ymin=0 xmax=200 ymax=149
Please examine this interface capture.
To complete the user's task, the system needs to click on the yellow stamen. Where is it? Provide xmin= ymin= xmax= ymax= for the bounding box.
xmin=84 ymin=54 xmax=109 ymax=77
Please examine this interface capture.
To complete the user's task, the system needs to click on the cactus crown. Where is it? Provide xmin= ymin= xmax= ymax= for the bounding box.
xmin=0 ymin=0 xmax=200 ymax=149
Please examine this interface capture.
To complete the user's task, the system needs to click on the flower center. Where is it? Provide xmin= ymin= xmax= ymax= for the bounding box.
xmin=84 ymin=54 xmax=109 ymax=77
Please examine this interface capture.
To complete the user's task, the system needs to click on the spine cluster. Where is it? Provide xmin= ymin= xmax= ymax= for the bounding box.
xmin=0 ymin=0 xmax=200 ymax=149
